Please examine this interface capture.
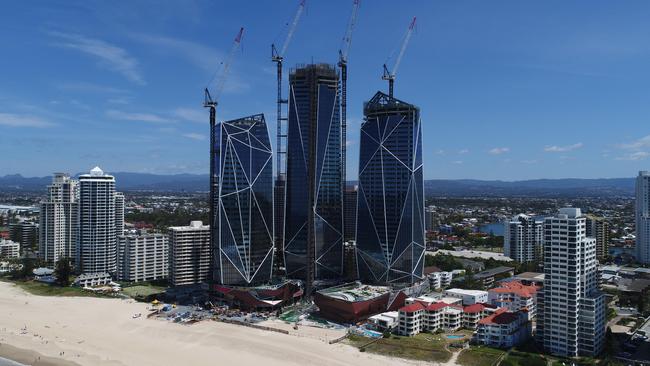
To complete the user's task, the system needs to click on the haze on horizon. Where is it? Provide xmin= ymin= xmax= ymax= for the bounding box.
xmin=1 ymin=0 xmax=650 ymax=180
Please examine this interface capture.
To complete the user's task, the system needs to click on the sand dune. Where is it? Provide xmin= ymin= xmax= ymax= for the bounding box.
xmin=0 ymin=281 xmax=426 ymax=366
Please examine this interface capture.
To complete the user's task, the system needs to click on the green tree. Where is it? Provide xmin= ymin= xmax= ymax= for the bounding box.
xmin=54 ymin=257 xmax=72 ymax=287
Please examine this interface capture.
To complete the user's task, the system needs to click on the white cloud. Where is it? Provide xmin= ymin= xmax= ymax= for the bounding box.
xmin=488 ymin=147 xmax=510 ymax=155
xmin=616 ymin=151 xmax=650 ymax=161
xmin=0 ymin=113 xmax=55 ymax=128
xmin=521 ymin=159 xmax=538 ymax=164
xmin=50 ymin=31 xmax=144 ymax=85
xmin=57 ymin=82 xmax=128 ymax=94
xmin=458 ymin=149 xmax=469 ymax=154
xmin=173 ymin=108 xmax=206 ymax=124
xmin=451 ymin=160 xmax=463 ymax=164
xmin=617 ymin=135 xmax=650 ymax=150
xmin=106 ymin=109 xmax=169 ymax=123
xmin=182 ymin=133 xmax=206 ymax=141
xmin=434 ymin=149 xmax=445 ymax=155
xmin=544 ymin=142 xmax=583 ymax=152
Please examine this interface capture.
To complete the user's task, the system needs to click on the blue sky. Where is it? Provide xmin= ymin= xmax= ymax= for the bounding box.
xmin=2 ymin=1 xmax=650 ymax=180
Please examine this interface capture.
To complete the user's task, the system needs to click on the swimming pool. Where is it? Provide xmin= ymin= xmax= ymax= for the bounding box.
xmin=446 ymin=335 xmax=465 ymax=339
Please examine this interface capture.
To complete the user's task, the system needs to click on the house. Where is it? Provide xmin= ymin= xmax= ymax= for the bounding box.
xmin=445 ymin=288 xmax=489 ymax=305
xmin=488 ymin=280 xmax=540 ymax=320
xmin=368 ymin=311 xmax=399 ymax=332
xmin=473 ymin=309 xmax=531 ymax=348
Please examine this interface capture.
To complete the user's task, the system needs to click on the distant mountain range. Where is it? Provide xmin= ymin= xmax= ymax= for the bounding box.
xmin=0 ymin=173 xmax=636 ymax=197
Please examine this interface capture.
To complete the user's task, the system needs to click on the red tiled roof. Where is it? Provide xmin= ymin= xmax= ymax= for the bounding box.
xmin=426 ymin=302 xmax=450 ymax=311
xmin=463 ymin=303 xmax=486 ymax=313
xmin=489 ymin=280 xmax=539 ymax=298
xmin=424 ymin=266 xmax=442 ymax=275
xmin=478 ymin=309 xmax=519 ymax=325
xmin=400 ymin=302 xmax=425 ymax=313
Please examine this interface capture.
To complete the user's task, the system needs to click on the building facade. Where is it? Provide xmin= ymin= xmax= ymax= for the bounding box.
xmin=0 ymin=239 xmax=20 ymax=259
xmin=356 ymin=91 xmax=425 ymax=285
xmin=39 ymin=173 xmax=78 ymax=265
xmin=344 ymin=186 xmax=358 ymax=243
xmin=586 ymin=215 xmax=609 ymax=261
xmin=114 ymin=192 xmax=125 ymax=236
xmin=473 ymin=309 xmax=532 ymax=348
xmin=537 ymin=208 xmax=605 ymax=357
xmin=504 ymin=214 xmax=543 ymax=263
xmin=77 ymin=167 xmax=118 ymax=274
xmin=283 ymin=64 xmax=344 ymax=288
xmin=213 ymin=114 xmax=274 ymax=286
xmin=169 ymin=221 xmax=211 ymax=287
xmin=117 ymin=233 xmax=168 ymax=282
xmin=636 ymin=171 xmax=650 ymax=264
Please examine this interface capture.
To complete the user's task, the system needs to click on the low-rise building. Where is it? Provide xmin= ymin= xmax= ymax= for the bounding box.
xmin=473 ymin=266 xmax=515 ymax=287
xmin=473 ymin=309 xmax=532 ymax=348
xmin=445 ymin=288 xmax=489 ymax=305
xmin=73 ymin=272 xmax=113 ymax=287
xmin=368 ymin=311 xmax=399 ymax=332
xmin=397 ymin=300 xmax=498 ymax=336
xmin=0 ymin=239 xmax=20 ymax=259
xmin=428 ymin=271 xmax=453 ymax=289
xmin=488 ymin=280 xmax=539 ymax=319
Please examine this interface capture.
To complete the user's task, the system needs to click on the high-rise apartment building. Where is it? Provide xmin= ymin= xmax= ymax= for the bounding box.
xmin=504 ymin=214 xmax=543 ymax=263
xmin=636 ymin=171 xmax=650 ymax=264
xmin=355 ymin=91 xmax=425 ymax=285
xmin=114 ymin=192 xmax=125 ymax=236
xmin=283 ymin=64 xmax=343 ymax=291
xmin=0 ymin=239 xmax=20 ymax=259
xmin=39 ymin=173 xmax=78 ymax=265
xmin=169 ymin=221 xmax=211 ymax=287
xmin=536 ymin=208 xmax=605 ymax=357
xmin=77 ymin=167 xmax=118 ymax=274
xmin=117 ymin=233 xmax=168 ymax=282
xmin=9 ymin=221 xmax=38 ymax=250
xmin=213 ymin=114 xmax=274 ymax=286
xmin=585 ymin=215 xmax=609 ymax=261
xmin=344 ymin=186 xmax=358 ymax=243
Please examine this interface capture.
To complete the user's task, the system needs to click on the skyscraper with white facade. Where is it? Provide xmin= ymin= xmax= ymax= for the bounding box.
xmin=114 ymin=192 xmax=125 ymax=236
xmin=117 ymin=233 xmax=168 ymax=282
xmin=77 ymin=167 xmax=118 ymax=274
xmin=504 ymin=214 xmax=543 ymax=263
xmin=536 ymin=208 xmax=605 ymax=357
xmin=636 ymin=171 xmax=650 ymax=264
xmin=39 ymin=173 xmax=78 ymax=266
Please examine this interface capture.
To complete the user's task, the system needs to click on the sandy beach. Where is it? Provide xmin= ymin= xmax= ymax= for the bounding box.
xmin=0 ymin=281 xmax=428 ymax=366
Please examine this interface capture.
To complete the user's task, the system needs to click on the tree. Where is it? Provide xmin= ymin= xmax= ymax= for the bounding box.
xmin=54 ymin=258 xmax=72 ymax=287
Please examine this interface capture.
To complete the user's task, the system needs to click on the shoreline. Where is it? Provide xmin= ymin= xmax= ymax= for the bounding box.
xmin=0 ymin=281 xmax=426 ymax=366
xmin=0 ymin=343 xmax=79 ymax=366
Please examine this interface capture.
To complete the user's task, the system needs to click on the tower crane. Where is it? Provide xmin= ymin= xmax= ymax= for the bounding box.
xmin=382 ymin=17 xmax=416 ymax=98
xmin=204 ymin=27 xmax=244 ymax=262
xmin=272 ymin=0 xmax=306 ymax=181
xmin=338 ymin=0 xmax=359 ymax=242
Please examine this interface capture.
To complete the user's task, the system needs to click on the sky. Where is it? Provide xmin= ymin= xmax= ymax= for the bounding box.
xmin=2 ymin=1 xmax=650 ymax=180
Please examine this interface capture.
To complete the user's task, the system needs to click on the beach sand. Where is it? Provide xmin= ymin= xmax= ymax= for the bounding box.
xmin=0 ymin=281 xmax=425 ymax=366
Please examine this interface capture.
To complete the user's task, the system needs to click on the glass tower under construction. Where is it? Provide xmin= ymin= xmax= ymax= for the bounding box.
xmin=356 ymin=91 xmax=425 ymax=285
xmin=213 ymin=114 xmax=274 ymax=286
xmin=283 ymin=64 xmax=344 ymax=288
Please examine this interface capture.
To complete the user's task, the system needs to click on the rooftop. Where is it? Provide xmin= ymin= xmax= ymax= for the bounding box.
xmin=489 ymin=280 xmax=540 ymax=298
xmin=445 ymin=288 xmax=488 ymax=296
xmin=317 ymin=282 xmax=391 ymax=302
xmin=400 ymin=302 xmax=425 ymax=313
xmin=478 ymin=309 xmax=520 ymax=325
xmin=474 ymin=266 xmax=515 ymax=279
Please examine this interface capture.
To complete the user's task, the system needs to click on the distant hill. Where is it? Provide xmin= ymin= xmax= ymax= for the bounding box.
xmin=0 ymin=173 xmax=636 ymax=197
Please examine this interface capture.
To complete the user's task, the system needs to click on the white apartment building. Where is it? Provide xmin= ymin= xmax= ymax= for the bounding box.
xmin=117 ymin=233 xmax=168 ymax=282
xmin=428 ymin=271 xmax=453 ymax=289
xmin=488 ymin=280 xmax=539 ymax=320
xmin=77 ymin=167 xmax=118 ymax=274
xmin=504 ymin=214 xmax=543 ymax=263
xmin=397 ymin=300 xmax=498 ymax=336
xmin=473 ymin=309 xmax=531 ymax=348
xmin=114 ymin=192 xmax=125 ymax=236
xmin=444 ymin=288 xmax=489 ymax=305
xmin=636 ymin=171 xmax=650 ymax=264
xmin=169 ymin=221 xmax=211 ymax=287
xmin=537 ymin=208 xmax=605 ymax=357
xmin=0 ymin=239 xmax=20 ymax=259
xmin=39 ymin=173 xmax=78 ymax=265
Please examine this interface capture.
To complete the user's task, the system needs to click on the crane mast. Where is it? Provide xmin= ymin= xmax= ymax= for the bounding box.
xmin=338 ymin=0 xmax=359 ymax=245
xmin=204 ymin=27 xmax=244 ymax=283
xmin=382 ymin=16 xmax=416 ymax=98
xmin=272 ymin=0 xmax=306 ymax=182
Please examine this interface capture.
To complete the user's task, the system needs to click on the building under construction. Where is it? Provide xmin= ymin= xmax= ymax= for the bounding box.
xmin=283 ymin=64 xmax=344 ymax=296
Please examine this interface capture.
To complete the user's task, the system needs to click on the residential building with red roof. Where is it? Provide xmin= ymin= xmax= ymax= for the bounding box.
xmin=473 ymin=308 xmax=531 ymax=348
xmin=488 ymin=280 xmax=540 ymax=320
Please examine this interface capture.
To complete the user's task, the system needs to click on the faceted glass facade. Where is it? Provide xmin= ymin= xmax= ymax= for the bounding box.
xmin=356 ymin=91 xmax=424 ymax=285
xmin=284 ymin=64 xmax=343 ymax=280
xmin=214 ymin=114 xmax=274 ymax=285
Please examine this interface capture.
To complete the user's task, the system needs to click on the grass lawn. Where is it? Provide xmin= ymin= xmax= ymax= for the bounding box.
xmin=345 ymin=332 xmax=472 ymax=363
xmin=501 ymin=350 xmax=546 ymax=366
xmin=457 ymin=346 xmax=505 ymax=366
xmin=121 ymin=284 xmax=166 ymax=299
xmin=5 ymin=279 xmax=107 ymax=298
